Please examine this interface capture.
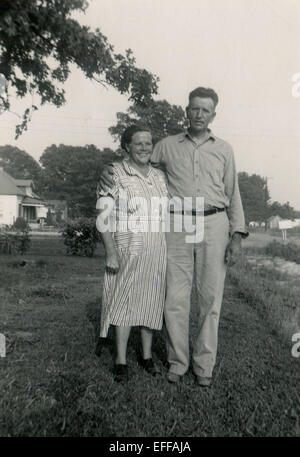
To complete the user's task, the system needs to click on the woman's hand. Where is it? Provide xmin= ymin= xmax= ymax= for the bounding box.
xmin=105 ymin=252 xmax=120 ymax=274
xmin=99 ymin=164 xmax=115 ymax=191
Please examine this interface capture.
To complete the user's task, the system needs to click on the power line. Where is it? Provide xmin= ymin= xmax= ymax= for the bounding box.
xmin=0 ymin=127 xmax=112 ymax=135
xmin=34 ymin=113 xmax=118 ymax=122
xmin=1 ymin=121 xmax=111 ymax=130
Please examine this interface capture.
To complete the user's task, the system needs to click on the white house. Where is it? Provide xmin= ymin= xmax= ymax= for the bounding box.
xmin=267 ymin=215 xmax=300 ymax=230
xmin=268 ymin=215 xmax=282 ymax=229
xmin=290 ymin=219 xmax=300 ymax=228
xmin=0 ymin=168 xmax=48 ymax=226
xmin=249 ymin=221 xmax=260 ymax=227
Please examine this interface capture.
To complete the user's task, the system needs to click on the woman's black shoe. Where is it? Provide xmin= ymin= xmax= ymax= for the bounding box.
xmin=139 ymin=358 xmax=160 ymax=376
xmin=113 ymin=364 xmax=129 ymax=383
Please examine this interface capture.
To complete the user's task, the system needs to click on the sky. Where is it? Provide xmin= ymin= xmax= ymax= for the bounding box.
xmin=1 ymin=0 xmax=300 ymax=208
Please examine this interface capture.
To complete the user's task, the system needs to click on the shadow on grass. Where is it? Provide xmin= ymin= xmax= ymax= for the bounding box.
xmin=85 ymin=298 xmax=167 ymax=367
xmin=8 ymin=371 xmax=116 ymax=437
xmin=14 ymin=408 xmax=116 ymax=437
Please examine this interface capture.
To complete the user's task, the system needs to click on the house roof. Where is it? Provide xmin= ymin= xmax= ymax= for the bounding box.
xmin=14 ymin=179 xmax=33 ymax=187
xmin=0 ymin=168 xmax=25 ymax=196
xmin=22 ymin=196 xmax=47 ymax=206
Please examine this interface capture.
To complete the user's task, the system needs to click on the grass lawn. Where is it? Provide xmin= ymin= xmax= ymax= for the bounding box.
xmin=0 ymin=236 xmax=299 ymax=437
xmin=244 ymin=230 xmax=300 ymax=249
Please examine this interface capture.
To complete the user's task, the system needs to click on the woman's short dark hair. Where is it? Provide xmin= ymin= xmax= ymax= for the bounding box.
xmin=120 ymin=125 xmax=152 ymax=151
xmin=188 ymin=87 xmax=219 ymax=107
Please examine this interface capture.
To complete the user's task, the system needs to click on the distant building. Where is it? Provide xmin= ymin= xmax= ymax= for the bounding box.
xmin=268 ymin=215 xmax=282 ymax=229
xmin=0 ymin=168 xmax=49 ymax=226
xmin=268 ymin=215 xmax=300 ymax=230
xmin=249 ymin=221 xmax=260 ymax=227
xmin=290 ymin=219 xmax=300 ymax=228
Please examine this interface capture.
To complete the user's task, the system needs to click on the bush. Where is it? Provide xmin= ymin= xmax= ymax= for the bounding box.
xmin=0 ymin=230 xmax=31 ymax=255
xmin=61 ymin=218 xmax=100 ymax=257
xmin=265 ymin=240 xmax=300 ymax=264
xmin=12 ymin=217 xmax=31 ymax=232
xmin=17 ymin=231 xmax=31 ymax=254
xmin=45 ymin=209 xmax=55 ymax=226
xmin=0 ymin=218 xmax=31 ymax=255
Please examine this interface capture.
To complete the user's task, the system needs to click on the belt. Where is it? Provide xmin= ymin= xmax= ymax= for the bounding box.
xmin=169 ymin=207 xmax=225 ymax=217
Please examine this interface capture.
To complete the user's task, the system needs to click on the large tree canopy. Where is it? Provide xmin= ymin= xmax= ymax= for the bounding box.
xmin=0 ymin=0 xmax=159 ymax=137
xmin=109 ymin=100 xmax=188 ymax=145
xmin=238 ymin=172 xmax=298 ymax=224
xmin=0 ymin=145 xmax=42 ymax=187
xmin=238 ymin=172 xmax=270 ymax=224
xmin=39 ymin=144 xmax=119 ymax=217
xmin=268 ymin=201 xmax=298 ymax=220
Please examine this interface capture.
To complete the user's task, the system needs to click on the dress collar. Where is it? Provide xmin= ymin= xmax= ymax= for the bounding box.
xmin=122 ymin=159 xmax=153 ymax=180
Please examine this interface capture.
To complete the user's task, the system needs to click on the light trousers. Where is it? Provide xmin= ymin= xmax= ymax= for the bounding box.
xmin=164 ymin=211 xmax=230 ymax=377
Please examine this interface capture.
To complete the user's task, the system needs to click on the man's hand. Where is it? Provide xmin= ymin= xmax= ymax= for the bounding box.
xmin=99 ymin=163 xmax=115 ymax=192
xmin=225 ymin=233 xmax=243 ymax=266
xmin=105 ymin=252 xmax=120 ymax=274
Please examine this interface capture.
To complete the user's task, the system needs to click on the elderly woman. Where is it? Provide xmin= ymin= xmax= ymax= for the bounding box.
xmin=96 ymin=125 xmax=168 ymax=383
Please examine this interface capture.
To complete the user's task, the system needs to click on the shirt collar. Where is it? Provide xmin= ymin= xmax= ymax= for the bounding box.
xmin=178 ymin=129 xmax=216 ymax=143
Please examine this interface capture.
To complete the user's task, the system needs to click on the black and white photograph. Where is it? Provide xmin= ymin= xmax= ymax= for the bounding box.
xmin=0 ymin=0 xmax=299 ymax=444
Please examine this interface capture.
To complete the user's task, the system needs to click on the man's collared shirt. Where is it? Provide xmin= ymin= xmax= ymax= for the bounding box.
xmin=151 ymin=130 xmax=247 ymax=236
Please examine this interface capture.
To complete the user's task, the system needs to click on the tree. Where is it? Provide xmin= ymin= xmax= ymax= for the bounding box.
xmin=238 ymin=172 xmax=298 ymax=225
xmin=39 ymin=144 xmax=119 ymax=218
xmin=109 ymin=100 xmax=188 ymax=145
xmin=238 ymin=172 xmax=270 ymax=224
xmin=0 ymin=145 xmax=42 ymax=188
xmin=268 ymin=201 xmax=297 ymax=220
xmin=45 ymin=208 xmax=54 ymax=226
xmin=0 ymin=0 xmax=159 ymax=137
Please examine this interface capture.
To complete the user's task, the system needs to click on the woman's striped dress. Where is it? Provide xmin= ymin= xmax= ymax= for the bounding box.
xmin=98 ymin=160 xmax=168 ymax=337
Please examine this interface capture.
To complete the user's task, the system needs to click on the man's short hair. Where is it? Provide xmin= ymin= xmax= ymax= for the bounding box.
xmin=120 ymin=125 xmax=152 ymax=150
xmin=188 ymin=87 xmax=219 ymax=107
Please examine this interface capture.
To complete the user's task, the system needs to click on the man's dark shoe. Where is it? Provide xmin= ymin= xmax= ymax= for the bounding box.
xmin=166 ymin=372 xmax=181 ymax=384
xmin=139 ymin=358 xmax=160 ymax=376
xmin=113 ymin=364 xmax=129 ymax=383
xmin=195 ymin=376 xmax=212 ymax=387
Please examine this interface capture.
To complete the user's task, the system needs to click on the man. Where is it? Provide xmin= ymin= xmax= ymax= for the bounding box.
xmin=151 ymin=87 xmax=248 ymax=387
xmin=99 ymin=87 xmax=248 ymax=387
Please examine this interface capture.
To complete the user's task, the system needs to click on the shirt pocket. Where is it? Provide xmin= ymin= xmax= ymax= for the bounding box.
xmin=119 ymin=178 xmax=144 ymax=214
xmin=120 ymin=177 xmax=143 ymax=195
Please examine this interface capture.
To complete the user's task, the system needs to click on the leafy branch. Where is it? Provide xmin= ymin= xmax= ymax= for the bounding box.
xmin=0 ymin=0 xmax=159 ymax=138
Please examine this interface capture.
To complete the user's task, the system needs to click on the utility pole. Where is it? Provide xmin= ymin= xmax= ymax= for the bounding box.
xmin=264 ymin=176 xmax=273 ymax=231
